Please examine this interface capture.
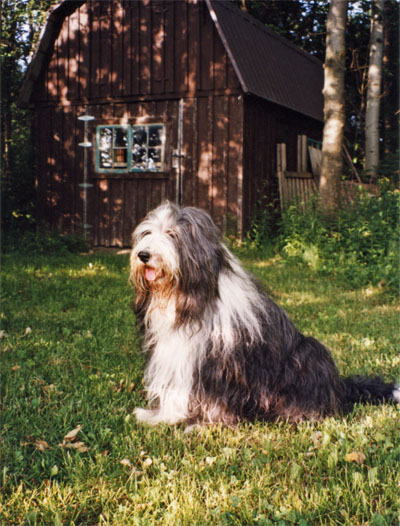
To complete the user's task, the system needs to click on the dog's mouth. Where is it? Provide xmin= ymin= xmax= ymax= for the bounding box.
xmin=144 ymin=266 xmax=163 ymax=282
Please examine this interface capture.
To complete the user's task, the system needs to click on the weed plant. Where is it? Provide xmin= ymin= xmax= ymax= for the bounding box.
xmin=277 ymin=182 xmax=399 ymax=292
xmin=1 ymin=240 xmax=399 ymax=525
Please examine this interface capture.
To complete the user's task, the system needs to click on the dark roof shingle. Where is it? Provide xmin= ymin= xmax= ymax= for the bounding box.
xmin=207 ymin=0 xmax=324 ymax=122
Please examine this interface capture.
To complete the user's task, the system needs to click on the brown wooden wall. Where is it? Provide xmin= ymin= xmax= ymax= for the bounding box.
xmin=32 ymin=0 xmax=322 ymax=246
xmin=242 ymin=96 xmax=323 ymax=230
xmin=34 ymin=94 xmax=244 ymax=246
xmin=34 ymin=0 xmax=241 ymax=104
xmin=33 ymin=0 xmax=244 ymax=246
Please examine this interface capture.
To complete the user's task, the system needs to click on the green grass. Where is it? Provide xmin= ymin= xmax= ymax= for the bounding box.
xmin=1 ymin=249 xmax=399 ymax=526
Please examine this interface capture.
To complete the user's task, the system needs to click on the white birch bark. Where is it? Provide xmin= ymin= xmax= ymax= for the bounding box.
xmin=365 ymin=0 xmax=384 ymax=176
xmin=320 ymin=0 xmax=347 ymax=212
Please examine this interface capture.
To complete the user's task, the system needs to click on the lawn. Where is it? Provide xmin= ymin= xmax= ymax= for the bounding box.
xmin=1 ymin=248 xmax=399 ymax=526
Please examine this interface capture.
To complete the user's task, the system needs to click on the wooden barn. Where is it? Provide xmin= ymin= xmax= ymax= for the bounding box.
xmin=20 ymin=0 xmax=324 ymax=247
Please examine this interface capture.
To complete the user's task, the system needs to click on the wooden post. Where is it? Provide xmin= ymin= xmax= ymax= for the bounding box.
xmin=297 ymin=134 xmax=307 ymax=173
xmin=277 ymin=143 xmax=287 ymax=209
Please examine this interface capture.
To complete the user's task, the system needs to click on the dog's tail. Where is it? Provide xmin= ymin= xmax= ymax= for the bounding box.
xmin=342 ymin=375 xmax=400 ymax=409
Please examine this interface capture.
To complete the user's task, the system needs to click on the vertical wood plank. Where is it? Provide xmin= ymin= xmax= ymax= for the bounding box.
xmin=110 ymin=180 xmax=124 ymax=247
xmin=200 ymin=3 xmax=213 ymax=91
xmin=164 ymin=1 xmax=175 ymax=93
xmin=191 ymin=97 xmax=199 ymax=207
xmin=188 ymin=1 xmax=200 ymax=95
xmin=99 ymin=5 xmax=111 ymax=100
xmin=213 ymin=25 xmax=227 ymax=90
xmin=36 ymin=111 xmax=46 ymax=223
xmin=122 ymin=179 xmax=136 ymax=246
xmin=128 ymin=1 xmax=140 ymax=95
xmin=79 ymin=4 xmax=90 ymax=101
xmin=67 ymin=11 xmax=80 ymax=101
xmin=151 ymin=1 xmax=165 ymax=95
xmin=90 ymin=3 xmax=100 ymax=99
xmin=139 ymin=0 xmax=152 ymax=94
xmin=174 ymin=0 xmax=188 ymax=93
xmin=227 ymin=95 xmax=243 ymax=235
xmin=112 ymin=2 xmax=125 ymax=98
xmin=181 ymin=98 xmax=195 ymax=207
xmin=197 ymin=96 xmax=211 ymax=210
xmin=211 ymin=95 xmax=227 ymax=229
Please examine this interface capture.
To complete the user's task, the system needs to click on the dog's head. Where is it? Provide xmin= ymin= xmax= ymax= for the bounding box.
xmin=130 ymin=201 xmax=232 ymax=325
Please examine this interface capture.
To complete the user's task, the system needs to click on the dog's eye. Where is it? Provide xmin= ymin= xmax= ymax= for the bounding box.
xmin=139 ymin=230 xmax=151 ymax=239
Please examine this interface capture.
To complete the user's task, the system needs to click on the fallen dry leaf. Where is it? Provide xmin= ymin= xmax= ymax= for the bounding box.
xmin=345 ymin=451 xmax=366 ymax=465
xmin=64 ymin=441 xmax=89 ymax=453
xmin=35 ymin=440 xmax=52 ymax=451
xmin=11 ymin=365 xmax=20 ymax=372
xmin=311 ymin=431 xmax=323 ymax=444
xmin=142 ymin=457 xmax=153 ymax=467
xmin=63 ymin=425 xmax=82 ymax=442
xmin=120 ymin=458 xmax=133 ymax=468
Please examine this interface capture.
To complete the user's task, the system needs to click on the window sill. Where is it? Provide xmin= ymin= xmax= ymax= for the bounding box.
xmin=93 ymin=172 xmax=170 ymax=180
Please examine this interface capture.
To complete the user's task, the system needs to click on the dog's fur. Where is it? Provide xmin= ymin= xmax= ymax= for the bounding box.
xmin=130 ymin=202 xmax=399 ymax=426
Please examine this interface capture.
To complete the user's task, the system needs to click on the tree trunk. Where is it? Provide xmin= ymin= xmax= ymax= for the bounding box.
xmin=365 ymin=0 xmax=384 ymax=176
xmin=382 ymin=0 xmax=398 ymax=156
xmin=320 ymin=0 xmax=348 ymax=212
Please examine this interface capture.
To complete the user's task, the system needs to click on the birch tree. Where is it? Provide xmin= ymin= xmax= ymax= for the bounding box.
xmin=365 ymin=0 xmax=384 ymax=176
xmin=319 ymin=0 xmax=348 ymax=212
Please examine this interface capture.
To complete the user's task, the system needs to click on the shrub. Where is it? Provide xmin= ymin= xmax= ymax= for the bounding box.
xmin=2 ymin=229 xmax=90 ymax=255
xmin=277 ymin=182 xmax=399 ymax=290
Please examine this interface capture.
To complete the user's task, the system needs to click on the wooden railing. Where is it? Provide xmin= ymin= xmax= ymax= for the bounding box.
xmin=276 ymin=135 xmax=320 ymax=209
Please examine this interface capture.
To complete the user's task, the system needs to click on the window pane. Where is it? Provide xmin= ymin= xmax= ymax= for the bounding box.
xmin=132 ymin=147 xmax=147 ymax=169
xmin=133 ymin=127 xmax=147 ymax=146
xmin=148 ymin=125 xmax=163 ymax=146
xmin=148 ymin=148 xmax=161 ymax=164
xmin=113 ymin=149 xmax=127 ymax=165
xmin=100 ymin=150 xmax=112 ymax=168
xmin=131 ymin=124 xmax=165 ymax=172
xmin=114 ymin=127 xmax=128 ymax=147
xmin=98 ymin=126 xmax=128 ymax=170
xmin=99 ymin=128 xmax=112 ymax=151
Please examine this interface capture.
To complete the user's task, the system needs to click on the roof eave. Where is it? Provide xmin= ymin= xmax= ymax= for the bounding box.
xmin=18 ymin=0 xmax=85 ymax=108
xmin=205 ymin=0 xmax=250 ymax=95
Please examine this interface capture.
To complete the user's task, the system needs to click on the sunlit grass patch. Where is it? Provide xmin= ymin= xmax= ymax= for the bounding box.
xmin=1 ymin=249 xmax=399 ymax=526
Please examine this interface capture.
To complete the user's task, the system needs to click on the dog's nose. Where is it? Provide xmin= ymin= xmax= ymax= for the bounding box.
xmin=138 ymin=251 xmax=151 ymax=263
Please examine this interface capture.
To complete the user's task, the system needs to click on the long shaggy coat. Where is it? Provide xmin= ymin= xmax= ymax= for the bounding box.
xmin=130 ymin=202 xmax=399 ymax=426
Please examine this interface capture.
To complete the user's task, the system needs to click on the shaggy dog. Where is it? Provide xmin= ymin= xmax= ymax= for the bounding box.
xmin=130 ymin=202 xmax=399 ymax=426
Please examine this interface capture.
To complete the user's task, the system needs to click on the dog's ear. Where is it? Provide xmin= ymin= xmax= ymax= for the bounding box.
xmin=170 ymin=208 xmax=231 ymax=326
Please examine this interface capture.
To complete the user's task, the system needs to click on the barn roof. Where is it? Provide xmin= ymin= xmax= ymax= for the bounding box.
xmin=20 ymin=0 xmax=324 ymax=121
xmin=19 ymin=0 xmax=85 ymax=108
xmin=206 ymin=0 xmax=324 ymax=122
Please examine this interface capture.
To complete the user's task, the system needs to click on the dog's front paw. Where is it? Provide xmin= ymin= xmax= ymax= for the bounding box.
xmin=134 ymin=407 xmax=160 ymax=425
xmin=134 ymin=406 xmax=185 ymax=425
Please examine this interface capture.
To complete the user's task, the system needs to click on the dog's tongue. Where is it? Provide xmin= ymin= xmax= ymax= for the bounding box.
xmin=145 ymin=267 xmax=157 ymax=282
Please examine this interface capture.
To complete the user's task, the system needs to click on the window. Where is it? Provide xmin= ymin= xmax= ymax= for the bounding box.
xmin=96 ymin=124 xmax=165 ymax=173
xmin=132 ymin=125 xmax=164 ymax=172
xmin=98 ymin=125 xmax=129 ymax=170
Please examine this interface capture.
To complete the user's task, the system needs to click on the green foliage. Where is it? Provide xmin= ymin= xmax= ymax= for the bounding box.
xmin=1 ymin=251 xmax=399 ymax=525
xmin=278 ymin=183 xmax=399 ymax=291
xmin=244 ymin=202 xmax=277 ymax=250
xmin=2 ymin=229 xmax=90 ymax=255
xmin=1 ymin=0 xmax=56 ymax=229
